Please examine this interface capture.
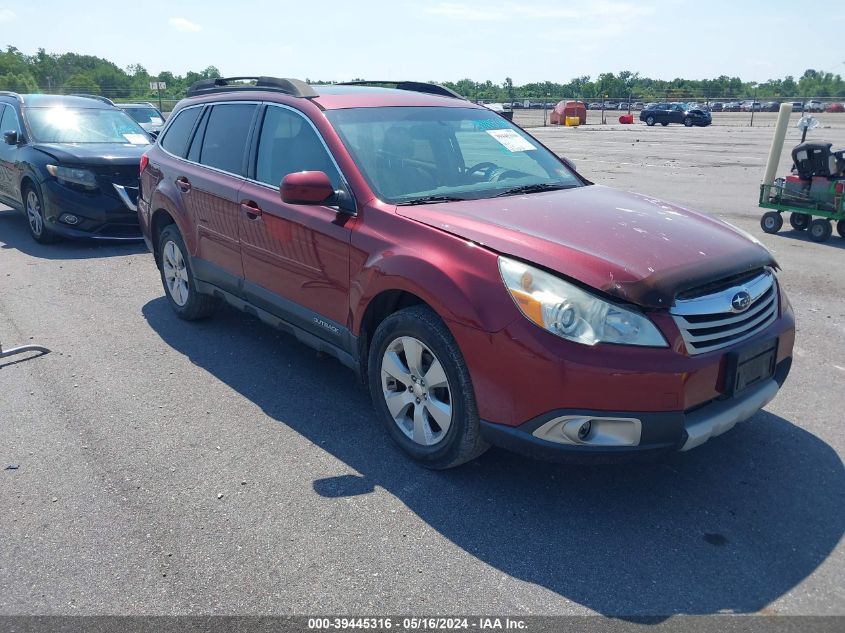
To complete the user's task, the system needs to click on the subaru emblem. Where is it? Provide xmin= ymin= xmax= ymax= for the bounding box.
xmin=731 ymin=291 xmax=752 ymax=313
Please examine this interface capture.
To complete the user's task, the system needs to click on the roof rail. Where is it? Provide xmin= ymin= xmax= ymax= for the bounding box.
xmin=336 ymin=81 xmax=465 ymax=100
xmin=69 ymin=94 xmax=116 ymax=106
xmin=0 ymin=91 xmax=21 ymax=100
xmin=186 ymin=76 xmax=317 ymax=99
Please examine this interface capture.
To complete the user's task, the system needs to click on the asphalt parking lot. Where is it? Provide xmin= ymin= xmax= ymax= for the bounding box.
xmin=1 ymin=115 xmax=843 ymax=618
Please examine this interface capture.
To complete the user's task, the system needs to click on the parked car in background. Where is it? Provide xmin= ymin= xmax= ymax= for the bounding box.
xmin=587 ymin=102 xmax=601 ymax=110
xmin=740 ymin=101 xmax=762 ymax=112
xmin=710 ymin=102 xmax=724 ymax=112
xmin=825 ymin=102 xmax=845 ymax=113
xmin=138 ymin=76 xmax=793 ymax=467
xmin=640 ymin=103 xmax=712 ymax=127
xmin=0 ymin=93 xmax=150 ymax=243
xmin=806 ymin=100 xmax=824 ymax=113
xmin=790 ymin=102 xmax=805 ymax=112
xmin=632 ymin=102 xmax=644 ymax=110
xmin=723 ymin=102 xmax=741 ymax=112
xmin=762 ymin=101 xmax=780 ymax=112
xmin=617 ymin=102 xmax=630 ymax=110
xmin=118 ymin=102 xmax=166 ymax=137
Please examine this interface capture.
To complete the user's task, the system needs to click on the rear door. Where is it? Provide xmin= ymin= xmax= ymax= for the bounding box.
xmin=182 ymin=102 xmax=259 ymax=284
xmin=238 ymin=103 xmax=353 ymax=342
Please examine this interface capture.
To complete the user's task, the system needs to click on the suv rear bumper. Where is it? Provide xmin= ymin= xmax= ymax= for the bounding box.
xmin=479 ymin=357 xmax=791 ymax=460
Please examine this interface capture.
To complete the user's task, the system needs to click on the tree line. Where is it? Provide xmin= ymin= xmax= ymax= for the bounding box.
xmin=1 ymin=45 xmax=842 ymax=103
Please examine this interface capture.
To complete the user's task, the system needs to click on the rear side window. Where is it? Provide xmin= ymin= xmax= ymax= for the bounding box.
xmin=255 ymin=106 xmax=339 ymax=188
xmin=199 ymin=103 xmax=257 ymax=175
xmin=160 ymin=107 xmax=201 ymax=157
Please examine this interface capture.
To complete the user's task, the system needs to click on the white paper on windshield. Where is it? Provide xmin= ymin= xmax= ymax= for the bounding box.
xmin=150 ymin=117 xmax=163 ymax=124
xmin=123 ymin=133 xmax=149 ymax=145
xmin=486 ymin=129 xmax=535 ymax=152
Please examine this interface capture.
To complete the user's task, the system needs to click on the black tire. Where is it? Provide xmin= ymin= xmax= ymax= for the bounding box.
xmin=760 ymin=211 xmax=783 ymax=234
xmin=837 ymin=219 xmax=845 ymax=239
xmin=157 ymin=224 xmax=218 ymax=320
xmin=661 ymin=122 xmax=669 ymax=126
xmin=808 ymin=218 xmax=832 ymax=243
xmin=367 ymin=305 xmax=489 ymax=469
xmin=22 ymin=184 xmax=60 ymax=244
xmin=789 ymin=213 xmax=810 ymax=231
xmin=684 ymin=117 xmax=693 ymax=127
xmin=646 ymin=116 xmax=655 ymax=126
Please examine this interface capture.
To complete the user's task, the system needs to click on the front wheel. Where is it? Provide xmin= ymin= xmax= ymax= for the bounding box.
xmin=808 ymin=218 xmax=832 ymax=242
xmin=837 ymin=219 xmax=845 ymax=238
xmin=660 ymin=122 xmax=669 ymax=126
xmin=646 ymin=116 xmax=655 ymax=126
xmin=23 ymin=185 xmax=60 ymax=244
xmin=158 ymin=224 xmax=218 ymax=320
xmin=368 ymin=305 xmax=489 ymax=469
xmin=760 ymin=211 xmax=783 ymax=234
xmin=684 ymin=117 xmax=693 ymax=127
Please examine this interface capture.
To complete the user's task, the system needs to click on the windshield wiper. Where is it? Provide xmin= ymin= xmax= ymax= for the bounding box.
xmin=494 ymin=183 xmax=573 ymax=197
xmin=396 ymin=195 xmax=467 ymax=206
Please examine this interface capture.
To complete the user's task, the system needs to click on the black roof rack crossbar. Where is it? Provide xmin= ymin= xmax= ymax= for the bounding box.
xmin=337 ymin=81 xmax=465 ymax=100
xmin=186 ymin=76 xmax=317 ymax=98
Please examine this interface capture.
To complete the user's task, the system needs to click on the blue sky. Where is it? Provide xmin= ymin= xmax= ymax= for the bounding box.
xmin=2 ymin=1 xmax=843 ymax=83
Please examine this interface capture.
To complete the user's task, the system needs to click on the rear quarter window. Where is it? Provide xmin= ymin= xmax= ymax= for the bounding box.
xmin=160 ymin=107 xmax=202 ymax=157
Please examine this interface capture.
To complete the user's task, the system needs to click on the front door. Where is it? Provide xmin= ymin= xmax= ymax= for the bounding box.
xmin=0 ymin=105 xmax=23 ymax=205
xmin=238 ymin=104 xmax=352 ymax=344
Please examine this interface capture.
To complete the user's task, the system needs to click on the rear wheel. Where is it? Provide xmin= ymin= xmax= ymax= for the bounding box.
xmin=808 ymin=218 xmax=832 ymax=242
xmin=760 ymin=211 xmax=783 ymax=234
xmin=368 ymin=305 xmax=489 ymax=469
xmin=661 ymin=122 xmax=669 ymax=126
xmin=158 ymin=224 xmax=218 ymax=320
xmin=684 ymin=117 xmax=693 ymax=127
xmin=789 ymin=213 xmax=809 ymax=231
xmin=23 ymin=185 xmax=60 ymax=244
xmin=837 ymin=219 xmax=845 ymax=238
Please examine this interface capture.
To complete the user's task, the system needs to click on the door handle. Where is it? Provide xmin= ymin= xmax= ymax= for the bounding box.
xmin=240 ymin=201 xmax=263 ymax=219
xmin=176 ymin=177 xmax=191 ymax=192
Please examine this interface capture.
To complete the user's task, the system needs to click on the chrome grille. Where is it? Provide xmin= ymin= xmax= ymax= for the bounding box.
xmin=671 ymin=270 xmax=778 ymax=355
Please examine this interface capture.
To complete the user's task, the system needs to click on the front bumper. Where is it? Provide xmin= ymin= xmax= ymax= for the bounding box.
xmin=41 ymin=180 xmax=142 ymax=240
xmin=480 ymin=358 xmax=791 ymax=459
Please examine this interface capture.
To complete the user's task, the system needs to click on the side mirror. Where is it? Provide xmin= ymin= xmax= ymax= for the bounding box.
xmin=3 ymin=130 xmax=18 ymax=145
xmin=281 ymin=171 xmax=355 ymax=213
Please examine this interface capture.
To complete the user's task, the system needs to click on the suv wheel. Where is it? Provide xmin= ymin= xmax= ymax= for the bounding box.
xmin=368 ymin=305 xmax=489 ymax=469
xmin=684 ymin=116 xmax=693 ymax=127
xmin=646 ymin=116 xmax=655 ymax=126
xmin=24 ymin=185 xmax=60 ymax=244
xmin=158 ymin=225 xmax=218 ymax=320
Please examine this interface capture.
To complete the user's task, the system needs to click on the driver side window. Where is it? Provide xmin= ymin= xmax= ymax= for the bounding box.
xmin=0 ymin=105 xmax=21 ymax=136
xmin=255 ymin=106 xmax=340 ymax=189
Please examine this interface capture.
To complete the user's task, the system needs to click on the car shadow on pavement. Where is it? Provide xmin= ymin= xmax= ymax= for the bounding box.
xmin=142 ymin=297 xmax=845 ymax=618
xmin=0 ymin=208 xmax=146 ymax=259
xmin=770 ymin=228 xmax=845 ymax=250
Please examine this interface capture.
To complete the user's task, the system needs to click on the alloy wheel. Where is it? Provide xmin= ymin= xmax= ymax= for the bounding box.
xmin=26 ymin=190 xmax=43 ymax=236
xmin=162 ymin=240 xmax=189 ymax=306
xmin=380 ymin=336 xmax=453 ymax=446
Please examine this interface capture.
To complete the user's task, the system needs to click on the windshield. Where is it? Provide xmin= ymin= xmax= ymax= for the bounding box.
xmin=122 ymin=106 xmax=164 ymax=125
xmin=326 ymin=106 xmax=582 ymax=204
xmin=24 ymin=107 xmax=150 ymax=144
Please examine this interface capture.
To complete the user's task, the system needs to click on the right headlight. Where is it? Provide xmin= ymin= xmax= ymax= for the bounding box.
xmin=498 ymin=256 xmax=668 ymax=347
xmin=46 ymin=164 xmax=98 ymax=190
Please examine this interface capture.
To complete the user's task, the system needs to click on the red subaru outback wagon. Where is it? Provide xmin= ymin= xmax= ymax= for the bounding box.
xmin=137 ymin=77 xmax=794 ymax=468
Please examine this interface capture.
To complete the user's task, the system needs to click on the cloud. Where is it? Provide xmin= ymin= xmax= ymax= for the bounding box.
xmin=0 ymin=9 xmax=16 ymax=22
xmin=168 ymin=17 xmax=201 ymax=32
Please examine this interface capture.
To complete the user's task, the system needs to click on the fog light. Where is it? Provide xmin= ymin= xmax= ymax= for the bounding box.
xmin=59 ymin=214 xmax=79 ymax=225
xmin=577 ymin=420 xmax=592 ymax=440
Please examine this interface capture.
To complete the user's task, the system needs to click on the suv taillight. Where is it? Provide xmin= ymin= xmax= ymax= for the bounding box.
xmin=140 ymin=153 xmax=149 ymax=176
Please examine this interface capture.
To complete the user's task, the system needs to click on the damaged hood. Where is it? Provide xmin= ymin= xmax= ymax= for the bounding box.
xmin=396 ymin=185 xmax=776 ymax=309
